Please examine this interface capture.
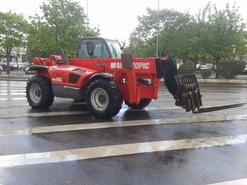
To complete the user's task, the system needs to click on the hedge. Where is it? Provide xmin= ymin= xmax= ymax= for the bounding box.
xmin=218 ymin=60 xmax=245 ymax=79
xmin=178 ymin=63 xmax=195 ymax=75
xmin=201 ymin=69 xmax=211 ymax=79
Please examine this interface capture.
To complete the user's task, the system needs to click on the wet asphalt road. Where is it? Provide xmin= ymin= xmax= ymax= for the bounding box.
xmin=0 ymin=80 xmax=247 ymax=185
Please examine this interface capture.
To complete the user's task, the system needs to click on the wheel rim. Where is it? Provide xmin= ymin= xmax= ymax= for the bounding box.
xmin=90 ymin=88 xmax=109 ymax=111
xmin=29 ymin=83 xmax=42 ymax=104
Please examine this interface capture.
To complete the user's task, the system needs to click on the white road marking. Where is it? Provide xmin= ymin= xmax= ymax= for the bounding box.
xmin=0 ymin=93 xmax=26 ymax=95
xmin=0 ymin=111 xmax=88 ymax=119
xmin=208 ymin=178 xmax=247 ymax=185
xmin=123 ymin=103 xmax=247 ymax=113
xmin=0 ymin=105 xmax=183 ymax=119
xmin=0 ymin=104 xmax=29 ymax=109
xmin=0 ymin=134 xmax=246 ymax=168
xmin=0 ymin=81 xmax=27 ymax=86
xmin=0 ymin=85 xmax=26 ymax=87
xmin=0 ymin=89 xmax=25 ymax=91
xmin=0 ymin=81 xmax=26 ymax=83
xmin=0 ymin=97 xmax=26 ymax=101
xmin=1 ymin=114 xmax=247 ymax=136
xmin=0 ymin=88 xmax=25 ymax=91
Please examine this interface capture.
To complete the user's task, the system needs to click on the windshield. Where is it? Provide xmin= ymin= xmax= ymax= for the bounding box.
xmin=106 ymin=40 xmax=122 ymax=58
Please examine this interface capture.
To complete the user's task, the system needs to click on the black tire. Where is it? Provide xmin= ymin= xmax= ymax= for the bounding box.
xmin=26 ymin=76 xmax=54 ymax=109
xmin=86 ymin=79 xmax=123 ymax=118
xmin=125 ymin=98 xmax=151 ymax=109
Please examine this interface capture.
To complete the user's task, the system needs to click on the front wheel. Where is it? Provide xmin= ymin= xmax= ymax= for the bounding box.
xmin=86 ymin=79 xmax=123 ymax=118
xmin=125 ymin=98 xmax=151 ymax=109
xmin=26 ymin=77 xmax=54 ymax=109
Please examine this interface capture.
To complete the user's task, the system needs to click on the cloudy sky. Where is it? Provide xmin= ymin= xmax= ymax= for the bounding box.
xmin=0 ymin=0 xmax=246 ymax=42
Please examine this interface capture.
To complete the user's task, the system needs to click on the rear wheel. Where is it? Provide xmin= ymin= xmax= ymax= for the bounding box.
xmin=86 ymin=79 xmax=123 ymax=118
xmin=125 ymin=98 xmax=151 ymax=109
xmin=26 ymin=77 xmax=54 ymax=109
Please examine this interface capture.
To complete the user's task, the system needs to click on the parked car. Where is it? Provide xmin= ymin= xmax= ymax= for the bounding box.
xmin=0 ymin=64 xmax=6 ymax=71
xmin=19 ymin=62 xmax=30 ymax=70
xmin=196 ymin=64 xmax=201 ymax=69
xmin=200 ymin=63 xmax=214 ymax=70
xmin=242 ymin=64 xmax=247 ymax=74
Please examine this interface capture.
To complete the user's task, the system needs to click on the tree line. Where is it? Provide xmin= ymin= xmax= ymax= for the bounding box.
xmin=0 ymin=0 xmax=247 ymax=77
xmin=127 ymin=3 xmax=247 ymax=78
xmin=0 ymin=0 xmax=98 ymax=73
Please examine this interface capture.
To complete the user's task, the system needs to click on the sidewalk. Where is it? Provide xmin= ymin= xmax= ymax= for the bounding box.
xmin=0 ymin=71 xmax=32 ymax=81
xmin=1 ymin=71 xmax=247 ymax=85
xmin=198 ymin=77 xmax=247 ymax=85
xmin=198 ymin=75 xmax=247 ymax=86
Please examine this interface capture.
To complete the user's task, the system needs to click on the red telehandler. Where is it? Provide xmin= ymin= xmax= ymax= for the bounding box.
xmin=25 ymin=37 xmax=243 ymax=118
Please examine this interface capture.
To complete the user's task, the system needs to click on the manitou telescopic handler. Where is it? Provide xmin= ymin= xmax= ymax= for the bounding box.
xmin=25 ymin=37 xmax=244 ymax=118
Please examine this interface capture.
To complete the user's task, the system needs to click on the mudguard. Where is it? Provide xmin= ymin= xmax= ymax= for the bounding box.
xmin=28 ymin=65 xmax=48 ymax=71
xmin=88 ymin=73 xmax=113 ymax=83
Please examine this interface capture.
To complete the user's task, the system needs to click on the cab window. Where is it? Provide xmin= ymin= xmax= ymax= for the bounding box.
xmin=77 ymin=40 xmax=110 ymax=58
xmin=77 ymin=43 xmax=89 ymax=58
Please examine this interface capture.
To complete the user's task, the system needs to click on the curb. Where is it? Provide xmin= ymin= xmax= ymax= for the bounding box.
xmin=160 ymin=78 xmax=247 ymax=86
xmin=1 ymin=77 xmax=247 ymax=84
xmin=198 ymin=79 xmax=247 ymax=84
xmin=0 ymin=77 xmax=29 ymax=81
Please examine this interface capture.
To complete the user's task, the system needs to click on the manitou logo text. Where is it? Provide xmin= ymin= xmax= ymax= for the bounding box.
xmin=110 ymin=62 xmax=150 ymax=69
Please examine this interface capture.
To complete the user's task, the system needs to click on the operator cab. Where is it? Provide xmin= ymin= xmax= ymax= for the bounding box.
xmin=77 ymin=37 xmax=122 ymax=59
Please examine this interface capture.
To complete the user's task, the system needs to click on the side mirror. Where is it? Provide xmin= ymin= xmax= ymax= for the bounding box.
xmin=87 ymin=41 xmax=94 ymax=56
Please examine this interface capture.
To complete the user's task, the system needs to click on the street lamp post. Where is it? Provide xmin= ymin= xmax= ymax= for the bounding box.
xmin=156 ymin=0 xmax=160 ymax=57
xmin=86 ymin=0 xmax=89 ymax=17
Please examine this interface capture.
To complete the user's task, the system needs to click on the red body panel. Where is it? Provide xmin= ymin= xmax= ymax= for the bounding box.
xmin=32 ymin=55 xmax=160 ymax=104
xmin=49 ymin=65 xmax=96 ymax=88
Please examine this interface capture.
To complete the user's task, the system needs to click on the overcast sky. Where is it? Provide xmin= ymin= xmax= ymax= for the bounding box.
xmin=0 ymin=0 xmax=247 ymax=42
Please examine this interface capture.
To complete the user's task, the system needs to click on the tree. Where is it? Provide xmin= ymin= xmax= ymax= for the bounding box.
xmin=27 ymin=16 xmax=58 ymax=58
xmin=27 ymin=0 xmax=99 ymax=58
xmin=128 ymin=8 xmax=194 ymax=59
xmin=197 ymin=3 xmax=247 ymax=78
xmin=129 ymin=3 xmax=247 ymax=79
xmin=0 ymin=12 xmax=27 ymax=74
